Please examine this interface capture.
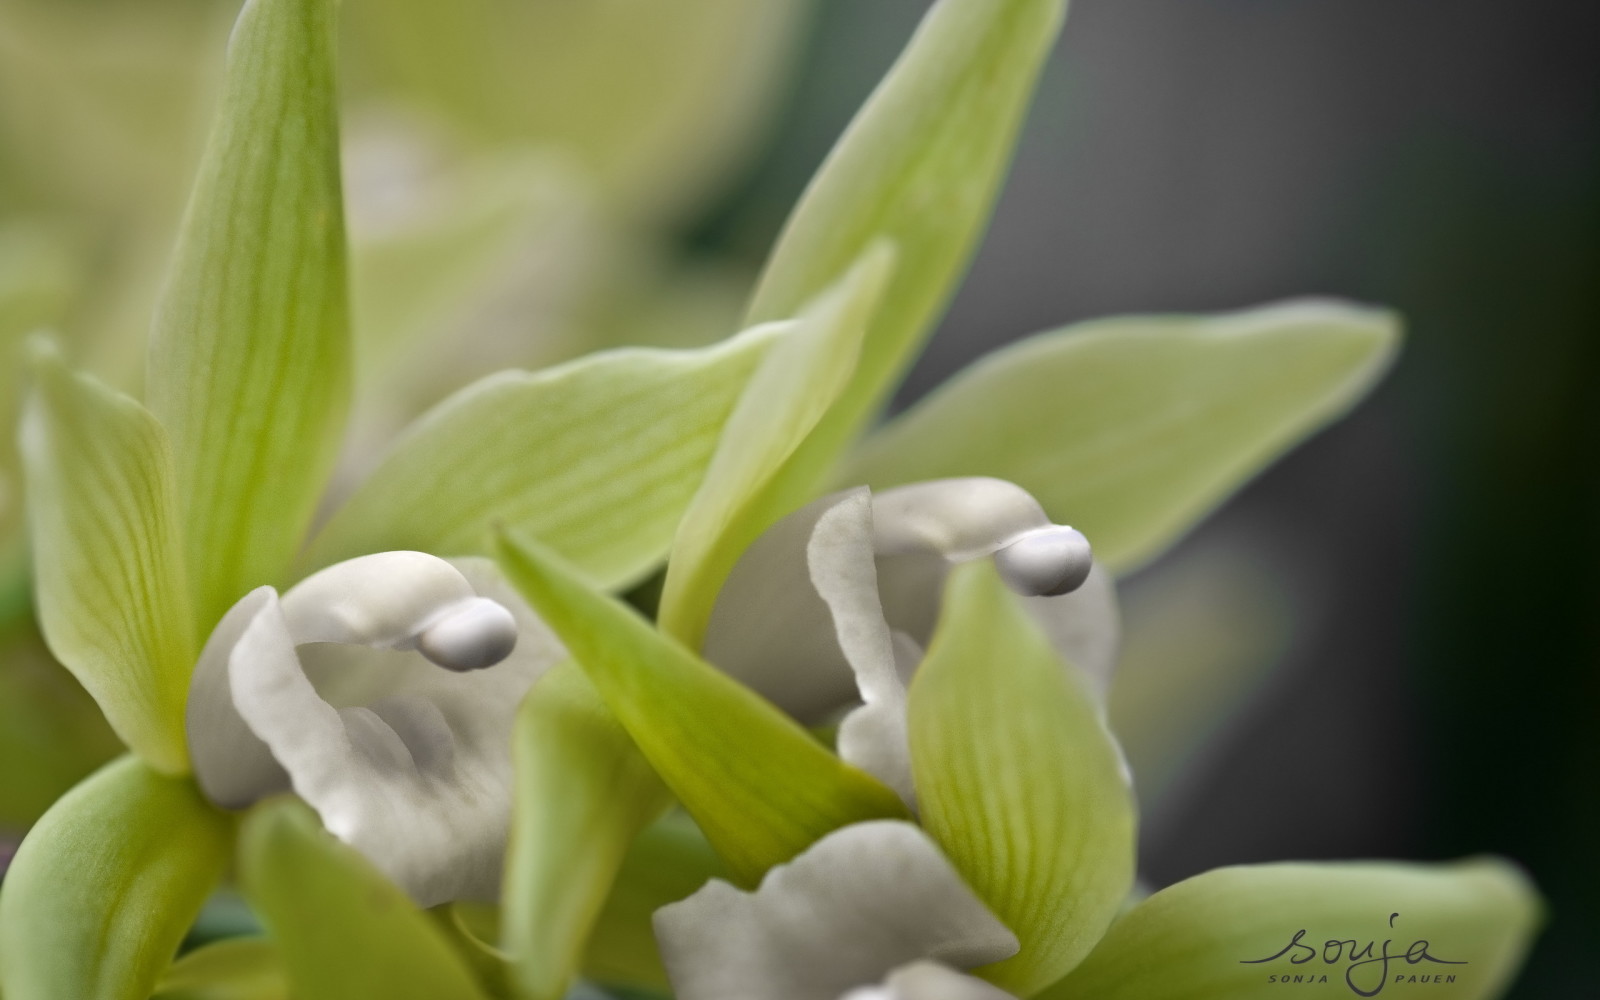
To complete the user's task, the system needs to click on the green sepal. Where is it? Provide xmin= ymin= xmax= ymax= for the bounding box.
xmin=0 ymin=757 xmax=234 ymax=1000
xmin=239 ymin=797 xmax=488 ymax=1000
xmin=307 ymin=325 xmax=782 ymax=591
xmin=153 ymin=938 xmax=287 ymax=1000
xmin=20 ymin=341 xmax=195 ymax=772
xmin=146 ymin=0 xmax=349 ymax=624
xmin=845 ymin=300 xmax=1401 ymax=572
xmin=745 ymin=0 xmax=1068 ymax=481
xmin=1041 ymin=859 xmax=1542 ymax=1000
xmin=495 ymin=529 xmax=908 ymax=886
xmin=908 ymin=562 xmax=1136 ymax=994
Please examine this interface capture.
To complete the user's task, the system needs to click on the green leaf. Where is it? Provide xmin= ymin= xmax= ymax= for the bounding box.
xmin=1041 ymin=858 xmax=1542 ymax=1000
xmin=495 ymin=530 xmax=907 ymax=886
xmin=153 ymin=938 xmax=287 ymax=1000
xmin=146 ymin=0 xmax=349 ymax=625
xmin=583 ymin=813 xmax=728 ymax=993
xmin=744 ymin=0 xmax=1067 ymax=481
xmin=658 ymin=244 xmax=893 ymax=646
xmin=307 ymin=325 xmax=781 ymax=591
xmin=20 ymin=342 xmax=195 ymax=772
xmin=502 ymin=660 xmax=673 ymax=1000
xmin=0 ymin=757 xmax=234 ymax=1000
xmin=239 ymin=797 xmax=488 ymax=1000
xmin=908 ymin=562 xmax=1135 ymax=995
xmin=844 ymin=300 xmax=1401 ymax=572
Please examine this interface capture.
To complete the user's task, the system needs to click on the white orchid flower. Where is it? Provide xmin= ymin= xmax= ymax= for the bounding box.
xmin=699 ymin=476 xmax=1119 ymax=806
xmin=656 ymin=820 xmax=1020 ymax=1000
xmin=185 ymin=551 xmax=563 ymax=906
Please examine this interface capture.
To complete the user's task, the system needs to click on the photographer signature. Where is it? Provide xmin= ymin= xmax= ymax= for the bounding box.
xmin=1240 ymin=912 xmax=1468 ymax=996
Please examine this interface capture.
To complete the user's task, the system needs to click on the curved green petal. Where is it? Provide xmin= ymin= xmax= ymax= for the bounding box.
xmin=0 ymin=757 xmax=234 ymax=1000
xmin=21 ymin=343 xmax=195 ymax=772
xmin=239 ymin=798 xmax=488 ymax=1000
xmin=844 ymin=300 xmax=1400 ymax=572
xmin=153 ymin=938 xmax=287 ymax=1000
xmin=146 ymin=0 xmax=348 ymax=625
xmin=495 ymin=530 xmax=907 ymax=886
xmin=908 ymin=562 xmax=1136 ymax=995
xmin=745 ymin=0 xmax=1067 ymax=482
xmin=1043 ymin=859 xmax=1542 ymax=1000
xmin=502 ymin=660 xmax=673 ymax=1000
xmin=308 ymin=325 xmax=781 ymax=590
xmin=583 ymin=813 xmax=729 ymax=993
xmin=659 ymin=244 xmax=893 ymax=647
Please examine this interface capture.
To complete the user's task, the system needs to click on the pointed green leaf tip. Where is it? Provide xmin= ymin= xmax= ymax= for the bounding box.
xmin=909 ymin=562 xmax=1136 ymax=994
xmin=845 ymin=299 xmax=1401 ymax=572
xmin=306 ymin=324 xmax=781 ymax=590
xmin=0 ymin=757 xmax=233 ymax=1000
xmin=240 ymin=798 xmax=488 ymax=1000
xmin=1041 ymin=859 xmax=1542 ymax=1000
xmin=495 ymin=529 xmax=907 ymax=886
xmin=21 ymin=339 xmax=196 ymax=773
xmin=660 ymin=244 xmax=894 ymax=647
xmin=746 ymin=0 xmax=1068 ymax=480
xmin=147 ymin=0 xmax=348 ymax=625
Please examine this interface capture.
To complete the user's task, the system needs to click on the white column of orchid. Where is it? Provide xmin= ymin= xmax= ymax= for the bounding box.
xmin=185 ymin=551 xmax=563 ymax=906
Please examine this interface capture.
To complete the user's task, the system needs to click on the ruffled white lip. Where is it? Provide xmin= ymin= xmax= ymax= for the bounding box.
xmin=701 ymin=478 xmax=1121 ymax=808
xmin=655 ymin=821 xmax=1019 ymax=1000
xmin=185 ymin=551 xmax=563 ymax=906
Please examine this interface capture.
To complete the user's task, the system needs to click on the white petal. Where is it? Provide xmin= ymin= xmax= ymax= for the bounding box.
xmin=654 ymin=820 xmax=1017 ymax=1000
xmin=702 ymin=490 xmax=914 ymax=803
xmin=869 ymin=478 xmax=1051 ymax=561
xmin=841 ymin=962 xmax=1019 ymax=1000
xmin=187 ymin=587 xmax=291 ymax=808
xmin=701 ymin=490 xmax=888 ymax=722
xmin=188 ymin=553 xmax=563 ymax=906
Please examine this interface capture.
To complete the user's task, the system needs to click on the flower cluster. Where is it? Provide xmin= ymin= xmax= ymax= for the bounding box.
xmin=0 ymin=1 xmax=1540 ymax=999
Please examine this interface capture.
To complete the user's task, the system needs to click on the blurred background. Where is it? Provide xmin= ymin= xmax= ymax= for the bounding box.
xmin=1 ymin=0 xmax=1595 ymax=997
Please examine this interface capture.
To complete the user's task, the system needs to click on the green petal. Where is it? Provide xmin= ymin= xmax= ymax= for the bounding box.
xmin=844 ymin=300 xmax=1401 ymax=572
xmin=658 ymin=244 xmax=893 ymax=646
xmin=146 ymin=0 xmax=348 ymax=625
xmin=21 ymin=343 xmax=195 ymax=772
xmin=495 ymin=530 xmax=907 ymax=886
xmin=308 ymin=325 xmax=781 ymax=590
xmin=1043 ymin=859 xmax=1542 ymax=1000
xmin=153 ymin=938 xmax=287 ymax=1000
xmin=0 ymin=757 xmax=234 ymax=1000
xmin=908 ymin=562 xmax=1136 ymax=995
xmin=583 ymin=813 xmax=729 ymax=993
xmin=502 ymin=660 xmax=673 ymax=1000
xmin=239 ymin=798 xmax=487 ymax=1000
xmin=745 ymin=0 xmax=1067 ymax=481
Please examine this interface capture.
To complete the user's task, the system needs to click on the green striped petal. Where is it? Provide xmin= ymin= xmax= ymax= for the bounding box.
xmin=659 ymin=244 xmax=892 ymax=647
xmin=1042 ymin=859 xmax=1542 ymax=1000
xmin=744 ymin=0 xmax=1068 ymax=485
xmin=844 ymin=300 xmax=1400 ymax=572
xmin=21 ymin=342 xmax=195 ymax=772
xmin=307 ymin=325 xmax=781 ymax=591
xmin=146 ymin=0 xmax=349 ymax=625
xmin=495 ymin=530 xmax=907 ymax=886
xmin=908 ymin=562 xmax=1135 ymax=995
xmin=0 ymin=757 xmax=233 ymax=1000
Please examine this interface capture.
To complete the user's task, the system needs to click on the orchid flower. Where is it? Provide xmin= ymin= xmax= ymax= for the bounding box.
xmin=0 ymin=0 xmax=1547 ymax=998
xmin=700 ymin=477 xmax=1116 ymax=807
